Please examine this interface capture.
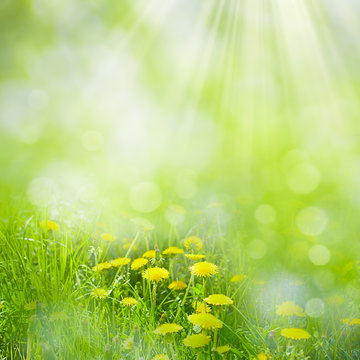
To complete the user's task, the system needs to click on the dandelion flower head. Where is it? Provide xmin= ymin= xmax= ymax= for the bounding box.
xmin=121 ymin=297 xmax=138 ymax=307
xmin=153 ymin=323 xmax=183 ymax=335
xmin=40 ymin=220 xmax=59 ymax=231
xmin=190 ymin=261 xmax=218 ymax=277
xmin=215 ymin=344 xmax=231 ymax=354
xmin=185 ymin=254 xmax=205 ymax=260
xmin=142 ymin=267 xmax=169 ymax=282
xmin=143 ymin=250 xmax=156 ymax=259
xmin=110 ymin=257 xmax=131 ymax=267
xmin=153 ymin=355 xmax=169 ymax=360
xmin=280 ymin=328 xmax=311 ymax=340
xmin=276 ymin=301 xmax=305 ymax=317
xmin=342 ymin=318 xmax=360 ymax=326
xmin=183 ymin=334 xmax=211 ymax=348
xmin=204 ymin=294 xmax=233 ymax=306
xmin=188 ymin=313 xmax=222 ymax=330
xmin=101 ymin=233 xmax=116 ymax=241
xmin=193 ymin=301 xmax=211 ymax=313
xmin=91 ymin=288 xmax=110 ymax=299
xmin=168 ymin=280 xmax=187 ymax=290
xmin=162 ymin=246 xmax=184 ymax=255
xmin=92 ymin=262 xmax=112 ymax=272
xmin=184 ymin=236 xmax=202 ymax=251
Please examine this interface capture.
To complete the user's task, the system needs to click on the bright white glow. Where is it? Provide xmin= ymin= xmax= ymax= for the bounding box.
xmin=82 ymin=131 xmax=104 ymax=152
xmin=296 ymin=206 xmax=328 ymax=236
xmin=254 ymin=204 xmax=276 ymax=224
xmin=305 ymin=298 xmax=325 ymax=318
xmin=175 ymin=169 xmax=198 ymax=199
xmin=287 ymin=163 xmax=321 ymax=194
xmin=130 ymin=182 xmax=162 ymax=213
xmin=247 ymin=240 xmax=267 ymax=260
xmin=309 ymin=244 xmax=331 ymax=266
xmin=27 ymin=177 xmax=58 ymax=206
xmin=165 ymin=204 xmax=186 ymax=225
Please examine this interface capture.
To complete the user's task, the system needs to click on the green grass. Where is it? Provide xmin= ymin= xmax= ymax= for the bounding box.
xmin=0 ymin=199 xmax=359 ymax=360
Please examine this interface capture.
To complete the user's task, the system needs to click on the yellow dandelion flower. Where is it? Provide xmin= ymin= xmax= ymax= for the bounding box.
xmin=276 ymin=301 xmax=305 ymax=317
xmin=162 ymin=246 xmax=184 ymax=255
xmin=110 ymin=257 xmax=131 ymax=267
xmin=168 ymin=280 xmax=187 ymax=290
xmin=231 ymin=274 xmax=247 ymax=282
xmin=253 ymin=353 xmax=271 ymax=360
xmin=143 ymin=250 xmax=156 ymax=259
xmin=121 ymin=297 xmax=138 ymax=307
xmin=204 ymin=294 xmax=233 ymax=306
xmin=101 ymin=233 xmax=116 ymax=241
xmin=142 ymin=267 xmax=169 ymax=282
xmin=190 ymin=261 xmax=218 ymax=277
xmin=193 ymin=301 xmax=211 ymax=313
xmin=342 ymin=318 xmax=360 ymax=326
xmin=40 ymin=220 xmax=59 ymax=231
xmin=183 ymin=334 xmax=211 ymax=348
xmin=185 ymin=254 xmax=205 ymax=260
xmin=131 ymin=258 xmax=149 ymax=270
xmin=184 ymin=236 xmax=202 ymax=251
xmin=153 ymin=323 xmax=183 ymax=335
xmin=215 ymin=344 xmax=231 ymax=354
xmin=0 ymin=302 xmax=2 ymax=310
xmin=91 ymin=288 xmax=110 ymax=299
xmin=153 ymin=355 xmax=169 ymax=360
xmin=280 ymin=328 xmax=311 ymax=340
xmin=92 ymin=262 xmax=112 ymax=271
xmin=326 ymin=295 xmax=344 ymax=305
xmin=123 ymin=337 xmax=133 ymax=350
xmin=188 ymin=313 xmax=222 ymax=330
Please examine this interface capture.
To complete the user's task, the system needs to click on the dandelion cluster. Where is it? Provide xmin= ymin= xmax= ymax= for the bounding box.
xmin=2 ymin=215 xmax=353 ymax=359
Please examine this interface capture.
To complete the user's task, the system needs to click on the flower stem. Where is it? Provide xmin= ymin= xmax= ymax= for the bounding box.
xmin=203 ymin=278 xmax=206 ymax=300
xmin=152 ymin=283 xmax=157 ymax=313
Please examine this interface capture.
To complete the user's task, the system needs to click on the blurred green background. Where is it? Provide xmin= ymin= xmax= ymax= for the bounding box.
xmin=1 ymin=0 xmax=360 ymax=281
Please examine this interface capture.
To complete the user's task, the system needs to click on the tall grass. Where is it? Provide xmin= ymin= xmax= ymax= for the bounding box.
xmin=0 ymin=199 xmax=359 ymax=359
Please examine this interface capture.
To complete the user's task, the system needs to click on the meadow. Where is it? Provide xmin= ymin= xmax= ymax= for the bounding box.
xmin=1 ymin=0 xmax=360 ymax=359
xmin=0 ymin=194 xmax=359 ymax=359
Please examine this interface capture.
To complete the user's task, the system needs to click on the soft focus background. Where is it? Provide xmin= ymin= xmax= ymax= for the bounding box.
xmin=1 ymin=0 xmax=360 ymax=357
xmin=2 ymin=0 xmax=360 ymax=271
